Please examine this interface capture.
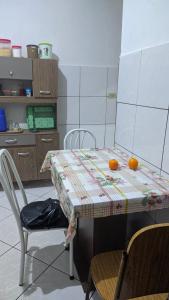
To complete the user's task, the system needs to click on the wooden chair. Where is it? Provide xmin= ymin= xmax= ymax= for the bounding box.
xmin=85 ymin=223 xmax=169 ymax=300
xmin=0 ymin=149 xmax=74 ymax=286
xmin=63 ymin=128 xmax=96 ymax=150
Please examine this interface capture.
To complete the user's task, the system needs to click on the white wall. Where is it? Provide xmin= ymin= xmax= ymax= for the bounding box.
xmin=1 ymin=0 xmax=122 ymax=66
xmin=57 ymin=65 xmax=118 ymax=149
xmin=116 ymin=0 xmax=169 ymax=177
xmin=0 ymin=0 xmax=122 ymax=149
xmin=121 ymin=0 xmax=169 ymax=54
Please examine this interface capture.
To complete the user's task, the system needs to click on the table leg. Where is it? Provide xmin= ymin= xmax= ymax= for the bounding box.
xmin=73 ymin=214 xmax=127 ymax=290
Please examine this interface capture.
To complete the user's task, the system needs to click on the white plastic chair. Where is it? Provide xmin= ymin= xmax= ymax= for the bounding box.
xmin=64 ymin=128 xmax=96 ymax=150
xmin=0 ymin=149 xmax=74 ymax=286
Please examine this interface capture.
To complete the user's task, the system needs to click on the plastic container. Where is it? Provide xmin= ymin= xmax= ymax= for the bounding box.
xmin=0 ymin=38 xmax=11 ymax=57
xmin=26 ymin=105 xmax=56 ymax=130
xmin=12 ymin=45 xmax=22 ymax=57
xmin=26 ymin=44 xmax=38 ymax=58
xmin=0 ymin=108 xmax=7 ymax=131
xmin=38 ymin=42 xmax=52 ymax=59
xmin=24 ymin=88 xmax=32 ymax=97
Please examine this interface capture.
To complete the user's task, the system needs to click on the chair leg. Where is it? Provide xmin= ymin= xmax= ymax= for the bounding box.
xmin=85 ymin=270 xmax=93 ymax=300
xmin=69 ymin=240 xmax=74 ymax=280
xmin=24 ymin=232 xmax=28 ymax=254
xmin=19 ymin=231 xmax=25 ymax=286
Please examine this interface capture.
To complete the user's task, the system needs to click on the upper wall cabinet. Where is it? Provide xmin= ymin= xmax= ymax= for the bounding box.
xmin=0 ymin=57 xmax=32 ymax=80
xmin=33 ymin=59 xmax=58 ymax=98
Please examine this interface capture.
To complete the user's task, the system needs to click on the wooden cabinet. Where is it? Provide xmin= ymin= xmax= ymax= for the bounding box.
xmin=0 ymin=130 xmax=59 ymax=181
xmin=0 ymin=58 xmax=59 ymax=181
xmin=36 ymin=132 xmax=59 ymax=180
xmin=13 ymin=146 xmax=37 ymax=181
xmin=0 ymin=57 xmax=32 ymax=80
xmin=33 ymin=59 xmax=58 ymax=98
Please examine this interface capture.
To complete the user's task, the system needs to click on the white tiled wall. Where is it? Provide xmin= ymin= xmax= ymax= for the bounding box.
xmin=116 ymin=41 xmax=169 ymax=173
xmin=57 ymin=65 xmax=118 ymax=149
xmin=115 ymin=103 xmax=136 ymax=152
xmin=117 ymin=52 xmax=141 ymax=104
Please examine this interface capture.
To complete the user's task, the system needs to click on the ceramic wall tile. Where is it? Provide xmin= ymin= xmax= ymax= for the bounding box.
xmin=138 ymin=43 xmax=169 ymax=109
xmin=117 ymin=51 xmax=141 ymax=104
xmin=105 ymin=98 xmax=116 ymax=124
xmin=105 ymin=124 xmax=115 ymax=148
xmin=58 ymin=65 xmax=80 ymax=97
xmin=80 ymin=66 xmax=107 ymax=97
xmin=57 ymin=97 xmax=79 ymax=125
xmin=80 ymin=97 xmax=106 ymax=125
xmin=133 ymin=106 xmax=167 ymax=168
xmin=107 ymin=66 xmax=119 ymax=95
xmin=82 ymin=125 xmax=105 ymax=149
xmin=161 ymin=119 xmax=169 ymax=173
xmin=58 ymin=124 xmax=80 ymax=150
xmin=115 ymin=103 xmax=136 ymax=151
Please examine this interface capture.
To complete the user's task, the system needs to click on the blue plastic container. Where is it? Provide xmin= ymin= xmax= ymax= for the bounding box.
xmin=0 ymin=108 xmax=7 ymax=131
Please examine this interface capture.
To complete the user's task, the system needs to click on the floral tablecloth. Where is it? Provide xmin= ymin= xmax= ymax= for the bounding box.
xmin=41 ymin=148 xmax=169 ymax=236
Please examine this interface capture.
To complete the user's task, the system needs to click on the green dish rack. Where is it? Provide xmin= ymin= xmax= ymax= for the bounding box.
xmin=26 ymin=105 xmax=56 ymax=130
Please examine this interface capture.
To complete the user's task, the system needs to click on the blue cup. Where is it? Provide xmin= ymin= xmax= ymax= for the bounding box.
xmin=0 ymin=108 xmax=7 ymax=131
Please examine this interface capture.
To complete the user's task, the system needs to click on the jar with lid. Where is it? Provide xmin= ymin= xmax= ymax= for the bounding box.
xmin=26 ymin=44 xmax=38 ymax=58
xmin=12 ymin=45 xmax=22 ymax=57
xmin=0 ymin=39 xmax=11 ymax=57
xmin=39 ymin=42 xmax=52 ymax=59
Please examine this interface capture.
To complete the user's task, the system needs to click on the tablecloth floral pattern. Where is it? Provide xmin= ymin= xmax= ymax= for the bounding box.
xmin=41 ymin=148 xmax=169 ymax=230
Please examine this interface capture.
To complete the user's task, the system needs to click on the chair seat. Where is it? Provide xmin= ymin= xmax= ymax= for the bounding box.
xmin=20 ymin=198 xmax=68 ymax=230
xmin=91 ymin=251 xmax=168 ymax=300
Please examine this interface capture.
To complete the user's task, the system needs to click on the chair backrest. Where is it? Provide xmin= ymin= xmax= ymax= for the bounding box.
xmin=115 ymin=223 xmax=169 ymax=300
xmin=0 ymin=149 xmax=28 ymax=227
xmin=63 ymin=128 xmax=96 ymax=150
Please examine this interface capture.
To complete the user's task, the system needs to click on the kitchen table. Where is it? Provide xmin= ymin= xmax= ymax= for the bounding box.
xmin=41 ymin=147 xmax=169 ymax=287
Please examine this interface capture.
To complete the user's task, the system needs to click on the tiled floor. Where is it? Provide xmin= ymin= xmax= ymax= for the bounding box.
xmin=0 ymin=181 xmax=101 ymax=300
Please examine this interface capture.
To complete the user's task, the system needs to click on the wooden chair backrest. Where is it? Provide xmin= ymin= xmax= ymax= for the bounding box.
xmin=115 ymin=223 xmax=169 ymax=300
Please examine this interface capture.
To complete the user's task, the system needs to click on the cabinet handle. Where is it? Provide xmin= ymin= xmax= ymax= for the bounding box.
xmin=9 ymin=71 xmax=13 ymax=76
xmin=17 ymin=152 xmax=30 ymax=157
xmin=39 ymin=90 xmax=51 ymax=95
xmin=41 ymin=138 xmax=53 ymax=143
xmin=5 ymin=139 xmax=17 ymax=144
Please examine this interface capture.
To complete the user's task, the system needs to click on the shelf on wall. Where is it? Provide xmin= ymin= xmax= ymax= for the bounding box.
xmin=0 ymin=96 xmax=57 ymax=104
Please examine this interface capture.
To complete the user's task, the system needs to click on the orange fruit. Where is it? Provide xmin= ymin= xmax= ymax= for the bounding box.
xmin=109 ymin=159 xmax=119 ymax=170
xmin=128 ymin=157 xmax=138 ymax=170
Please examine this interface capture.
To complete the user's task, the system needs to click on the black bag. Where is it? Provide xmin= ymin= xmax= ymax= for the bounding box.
xmin=20 ymin=198 xmax=68 ymax=230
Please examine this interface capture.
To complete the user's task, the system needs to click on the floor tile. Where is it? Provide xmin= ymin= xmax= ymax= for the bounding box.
xmin=19 ymin=266 xmax=85 ymax=300
xmin=52 ymin=249 xmax=79 ymax=280
xmin=0 ymin=206 xmax=12 ymax=222
xmin=0 ymin=187 xmax=49 ymax=210
xmin=23 ymin=181 xmax=53 ymax=198
xmin=0 ymin=215 xmax=20 ymax=246
xmin=0 ymin=248 xmax=47 ymax=300
xmin=0 ymin=241 xmax=11 ymax=257
xmin=41 ymin=187 xmax=58 ymax=200
xmin=0 ymin=194 xmax=12 ymax=210
xmin=24 ymin=186 xmax=53 ymax=198
xmin=91 ymin=290 xmax=102 ymax=299
xmin=0 ymin=189 xmax=5 ymax=198
xmin=16 ymin=230 xmax=65 ymax=265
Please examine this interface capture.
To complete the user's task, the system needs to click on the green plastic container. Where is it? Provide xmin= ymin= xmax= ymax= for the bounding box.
xmin=26 ymin=105 xmax=56 ymax=130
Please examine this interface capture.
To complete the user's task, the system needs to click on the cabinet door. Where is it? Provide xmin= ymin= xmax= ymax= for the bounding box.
xmin=12 ymin=146 xmax=37 ymax=181
xmin=36 ymin=132 xmax=59 ymax=179
xmin=0 ymin=57 xmax=32 ymax=80
xmin=33 ymin=59 xmax=58 ymax=98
